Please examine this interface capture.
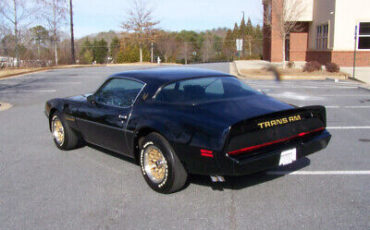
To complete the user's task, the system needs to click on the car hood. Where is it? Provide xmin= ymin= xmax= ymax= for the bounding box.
xmin=67 ymin=93 xmax=92 ymax=102
xmin=194 ymin=94 xmax=293 ymax=126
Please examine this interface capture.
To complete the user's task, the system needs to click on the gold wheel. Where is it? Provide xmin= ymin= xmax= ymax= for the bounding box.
xmin=143 ymin=145 xmax=168 ymax=183
xmin=51 ymin=115 xmax=65 ymax=146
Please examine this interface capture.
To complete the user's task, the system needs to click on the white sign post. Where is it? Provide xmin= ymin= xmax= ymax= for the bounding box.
xmin=236 ymin=39 xmax=243 ymax=51
xmin=236 ymin=39 xmax=243 ymax=59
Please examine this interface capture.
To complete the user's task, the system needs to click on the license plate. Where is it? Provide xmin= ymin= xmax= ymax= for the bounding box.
xmin=279 ymin=148 xmax=297 ymax=166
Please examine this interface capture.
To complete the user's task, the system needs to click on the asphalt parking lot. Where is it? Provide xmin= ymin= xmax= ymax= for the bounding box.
xmin=0 ymin=63 xmax=369 ymax=230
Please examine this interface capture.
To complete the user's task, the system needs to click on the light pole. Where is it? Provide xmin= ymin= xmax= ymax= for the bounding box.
xmin=69 ymin=0 xmax=75 ymax=64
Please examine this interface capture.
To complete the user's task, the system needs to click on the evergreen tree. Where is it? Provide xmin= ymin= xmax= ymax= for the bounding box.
xmin=223 ymin=29 xmax=235 ymax=61
xmin=232 ymin=23 xmax=240 ymax=39
xmin=255 ymin=24 xmax=263 ymax=39
xmin=246 ymin=17 xmax=254 ymax=56
xmin=79 ymin=39 xmax=93 ymax=64
xmin=239 ymin=16 xmax=247 ymax=38
xmin=30 ymin=26 xmax=49 ymax=59
xmin=93 ymin=39 xmax=108 ymax=64
xmin=119 ymin=37 xmax=150 ymax=63
xmin=110 ymin=37 xmax=120 ymax=63
xmin=246 ymin=18 xmax=253 ymax=37
xmin=239 ymin=16 xmax=247 ymax=57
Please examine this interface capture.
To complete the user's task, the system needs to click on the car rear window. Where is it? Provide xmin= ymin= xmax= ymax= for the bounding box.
xmin=155 ymin=76 xmax=259 ymax=104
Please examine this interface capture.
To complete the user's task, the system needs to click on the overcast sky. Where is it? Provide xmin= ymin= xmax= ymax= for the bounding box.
xmin=70 ymin=0 xmax=263 ymax=38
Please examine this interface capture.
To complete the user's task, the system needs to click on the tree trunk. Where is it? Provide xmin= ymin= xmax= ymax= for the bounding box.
xmin=139 ymin=46 xmax=143 ymax=63
xmin=248 ymin=38 xmax=252 ymax=56
xmin=53 ymin=2 xmax=58 ymax=65
xmin=150 ymin=42 xmax=154 ymax=63
xmin=184 ymin=42 xmax=188 ymax=65
xmin=37 ymin=41 xmax=40 ymax=59
xmin=54 ymin=39 xmax=58 ymax=65
xmin=13 ymin=0 xmax=19 ymax=67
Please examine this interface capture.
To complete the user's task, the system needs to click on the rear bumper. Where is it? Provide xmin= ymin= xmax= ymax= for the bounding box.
xmin=218 ymin=130 xmax=331 ymax=176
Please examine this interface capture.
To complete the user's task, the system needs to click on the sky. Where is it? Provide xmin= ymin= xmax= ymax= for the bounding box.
xmin=70 ymin=0 xmax=263 ymax=38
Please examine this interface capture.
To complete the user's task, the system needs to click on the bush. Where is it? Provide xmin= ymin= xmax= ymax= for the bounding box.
xmin=303 ymin=61 xmax=322 ymax=72
xmin=287 ymin=61 xmax=295 ymax=68
xmin=325 ymin=62 xmax=340 ymax=72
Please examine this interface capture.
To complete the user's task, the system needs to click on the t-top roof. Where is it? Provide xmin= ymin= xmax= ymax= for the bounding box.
xmin=109 ymin=67 xmax=233 ymax=86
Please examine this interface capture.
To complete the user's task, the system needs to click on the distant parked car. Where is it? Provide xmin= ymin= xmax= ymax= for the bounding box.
xmin=45 ymin=68 xmax=331 ymax=193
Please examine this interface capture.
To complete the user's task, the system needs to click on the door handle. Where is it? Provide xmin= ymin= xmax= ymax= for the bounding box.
xmin=118 ymin=114 xmax=128 ymax=121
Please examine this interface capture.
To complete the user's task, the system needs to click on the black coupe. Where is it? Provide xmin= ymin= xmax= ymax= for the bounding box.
xmin=45 ymin=68 xmax=331 ymax=193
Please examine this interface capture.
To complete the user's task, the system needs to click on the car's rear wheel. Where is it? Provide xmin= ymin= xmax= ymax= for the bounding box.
xmin=50 ymin=112 xmax=79 ymax=150
xmin=140 ymin=133 xmax=188 ymax=193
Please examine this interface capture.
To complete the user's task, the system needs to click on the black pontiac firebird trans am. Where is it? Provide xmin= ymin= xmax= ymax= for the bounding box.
xmin=45 ymin=68 xmax=331 ymax=193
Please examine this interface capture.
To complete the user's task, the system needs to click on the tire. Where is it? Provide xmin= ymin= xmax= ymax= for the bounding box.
xmin=139 ymin=133 xmax=188 ymax=193
xmin=50 ymin=111 xmax=79 ymax=150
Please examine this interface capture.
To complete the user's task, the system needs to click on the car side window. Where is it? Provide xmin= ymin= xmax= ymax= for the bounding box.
xmin=95 ymin=78 xmax=144 ymax=107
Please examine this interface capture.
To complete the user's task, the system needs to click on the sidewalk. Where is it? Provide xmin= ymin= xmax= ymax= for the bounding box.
xmin=341 ymin=67 xmax=370 ymax=84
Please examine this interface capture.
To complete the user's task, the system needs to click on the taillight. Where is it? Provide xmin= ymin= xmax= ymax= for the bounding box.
xmin=200 ymin=149 xmax=213 ymax=157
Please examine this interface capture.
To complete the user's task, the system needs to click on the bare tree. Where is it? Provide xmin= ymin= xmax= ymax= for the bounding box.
xmin=0 ymin=0 xmax=35 ymax=66
xmin=121 ymin=0 xmax=159 ymax=63
xmin=39 ymin=0 xmax=68 ymax=65
xmin=156 ymin=31 xmax=178 ymax=62
xmin=201 ymin=32 xmax=214 ymax=62
xmin=264 ymin=0 xmax=305 ymax=67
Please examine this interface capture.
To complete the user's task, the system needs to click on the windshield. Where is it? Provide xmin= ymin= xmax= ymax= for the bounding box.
xmin=155 ymin=76 xmax=260 ymax=104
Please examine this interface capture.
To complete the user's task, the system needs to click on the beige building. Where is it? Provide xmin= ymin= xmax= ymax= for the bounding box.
xmin=263 ymin=0 xmax=370 ymax=66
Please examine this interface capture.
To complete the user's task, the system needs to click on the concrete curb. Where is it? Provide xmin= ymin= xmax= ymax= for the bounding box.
xmin=358 ymin=85 xmax=370 ymax=91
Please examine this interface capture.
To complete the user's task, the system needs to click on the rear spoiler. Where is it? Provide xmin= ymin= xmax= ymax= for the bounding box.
xmin=229 ymin=105 xmax=327 ymax=137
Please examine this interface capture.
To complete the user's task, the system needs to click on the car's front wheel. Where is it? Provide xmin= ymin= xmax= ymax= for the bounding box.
xmin=50 ymin=112 xmax=79 ymax=150
xmin=140 ymin=133 xmax=188 ymax=193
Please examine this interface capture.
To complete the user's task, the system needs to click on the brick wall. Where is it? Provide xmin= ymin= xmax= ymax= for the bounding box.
xmin=270 ymin=0 xmax=284 ymax=62
xmin=307 ymin=51 xmax=370 ymax=66
xmin=331 ymin=51 xmax=370 ymax=67
xmin=263 ymin=0 xmax=284 ymax=62
xmin=289 ymin=32 xmax=308 ymax=61
xmin=306 ymin=51 xmax=332 ymax=64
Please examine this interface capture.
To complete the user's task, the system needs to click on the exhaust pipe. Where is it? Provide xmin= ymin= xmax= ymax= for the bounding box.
xmin=210 ymin=175 xmax=225 ymax=182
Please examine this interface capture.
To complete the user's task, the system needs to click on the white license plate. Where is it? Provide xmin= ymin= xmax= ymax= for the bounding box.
xmin=279 ymin=148 xmax=297 ymax=166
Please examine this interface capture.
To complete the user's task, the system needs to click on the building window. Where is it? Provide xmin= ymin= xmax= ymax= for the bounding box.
xmin=316 ymin=24 xmax=328 ymax=49
xmin=358 ymin=22 xmax=370 ymax=49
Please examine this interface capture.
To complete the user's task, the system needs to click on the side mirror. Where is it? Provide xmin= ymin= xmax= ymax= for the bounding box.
xmin=87 ymin=95 xmax=96 ymax=105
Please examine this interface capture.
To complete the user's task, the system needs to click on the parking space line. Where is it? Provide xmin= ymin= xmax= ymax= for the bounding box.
xmin=0 ymin=89 xmax=56 ymax=93
xmin=266 ymin=170 xmax=370 ymax=175
xmin=269 ymin=93 xmax=369 ymax=98
xmin=326 ymin=106 xmax=370 ymax=108
xmin=46 ymin=81 xmax=82 ymax=85
xmin=327 ymin=126 xmax=370 ymax=129
xmin=311 ymin=94 xmax=369 ymax=97
xmin=253 ymin=86 xmax=358 ymax=89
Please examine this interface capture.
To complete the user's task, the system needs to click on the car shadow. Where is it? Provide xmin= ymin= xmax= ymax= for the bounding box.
xmin=86 ymin=143 xmax=138 ymax=165
xmin=83 ymin=143 xmax=310 ymax=192
xmin=187 ymin=157 xmax=311 ymax=191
